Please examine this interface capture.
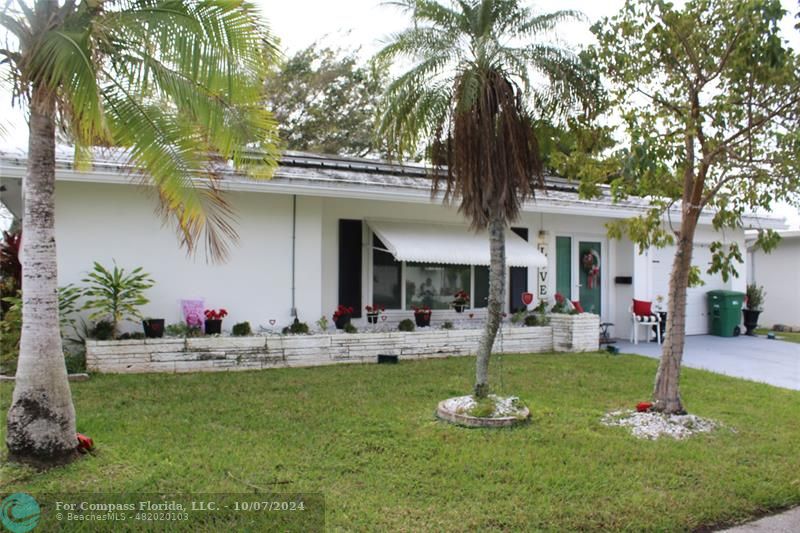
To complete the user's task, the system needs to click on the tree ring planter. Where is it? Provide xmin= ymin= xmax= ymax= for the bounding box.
xmin=204 ymin=319 xmax=222 ymax=335
xmin=436 ymin=397 xmax=530 ymax=428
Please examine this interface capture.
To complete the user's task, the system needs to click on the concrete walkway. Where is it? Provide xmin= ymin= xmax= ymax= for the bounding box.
xmin=719 ymin=507 xmax=800 ymax=532
xmin=615 ymin=335 xmax=799 ymax=390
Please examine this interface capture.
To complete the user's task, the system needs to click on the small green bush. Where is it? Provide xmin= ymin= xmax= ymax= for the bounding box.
xmin=316 ymin=316 xmax=329 ymax=331
xmin=344 ymin=322 xmax=358 ymax=334
xmin=90 ymin=320 xmax=115 ymax=340
xmin=283 ymin=318 xmax=310 ymax=335
xmin=398 ymin=319 xmax=415 ymax=332
xmin=64 ymin=350 xmax=86 ymax=374
xmin=165 ymin=322 xmax=202 ymax=337
xmin=118 ymin=332 xmax=145 ymax=340
xmin=231 ymin=321 xmax=252 ymax=336
xmin=441 ymin=321 xmax=454 ymax=330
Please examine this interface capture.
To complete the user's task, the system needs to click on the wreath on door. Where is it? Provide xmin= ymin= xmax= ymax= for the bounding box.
xmin=581 ymin=250 xmax=601 ymax=289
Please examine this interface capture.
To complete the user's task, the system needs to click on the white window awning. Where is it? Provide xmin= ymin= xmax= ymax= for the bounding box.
xmin=367 ymin=220 xmax=547 ymax=268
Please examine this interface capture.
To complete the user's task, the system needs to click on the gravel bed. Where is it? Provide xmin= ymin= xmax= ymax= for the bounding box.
xmin=442 ymin=394 xmax=527 ymax=418
xmin=601 ymin=409 xmax=719 ymax=440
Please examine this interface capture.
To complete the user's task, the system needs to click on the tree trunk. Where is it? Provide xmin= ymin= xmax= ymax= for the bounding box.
xmin=475 ymin=213 xmax=506 ymax=398
xmin=652 ymin=215 xmax=699 ymax=415
xmin=6 ymin=85 xmax=78 ymax=466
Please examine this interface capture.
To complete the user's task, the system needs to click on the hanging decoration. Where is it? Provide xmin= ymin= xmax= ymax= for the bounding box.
xmin=581 ymin=249 xmax=601 ymax=289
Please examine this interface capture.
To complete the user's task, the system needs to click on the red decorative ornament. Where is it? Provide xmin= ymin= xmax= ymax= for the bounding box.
xmin=521 ymin=292 xmax=534 ymax=306
xmin=76 ymin=433 xmax=94 ymax=452
xmin=636 ymin=402 xmax=653 ymax=413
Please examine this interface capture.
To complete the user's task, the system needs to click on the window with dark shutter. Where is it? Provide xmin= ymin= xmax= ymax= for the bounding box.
xmin=509 ymin=227 xmax=529 ymax=312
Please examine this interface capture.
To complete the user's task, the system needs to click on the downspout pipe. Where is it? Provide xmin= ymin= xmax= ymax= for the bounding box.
xmin=291 ymin=195 xmax=297 ymax=318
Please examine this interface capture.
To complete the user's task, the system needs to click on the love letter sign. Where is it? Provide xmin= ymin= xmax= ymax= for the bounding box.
xmin=521 ymin=292 xmax=534 ymax=306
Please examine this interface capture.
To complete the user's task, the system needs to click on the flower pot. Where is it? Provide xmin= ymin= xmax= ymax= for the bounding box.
xmin=742 ymin=309 xmax=761 ymax=336
xmin=414 ymin=314 xmax=431 ymax=327
xmin=142 ymin=319 xmax=165 ymax=338
xmin=453 ymin=304 xmax=466 ymax=313
xmin=367 ymin=313 xmax=379 ymax=324
xmin=204 ymin=319 xmax=222 ymax=335
xmin=334 ymin=316 xmax=351 ymax=330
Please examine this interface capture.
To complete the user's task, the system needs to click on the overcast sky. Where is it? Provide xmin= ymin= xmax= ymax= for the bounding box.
xmin=1 ymin=0 xmax=798 ymax=227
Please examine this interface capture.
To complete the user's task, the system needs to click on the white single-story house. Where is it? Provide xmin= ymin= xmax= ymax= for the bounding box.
xmin=0 ymin=148 xmax=784 ymax=340
xmin=747 ymin=230 xmax=800 ymax=329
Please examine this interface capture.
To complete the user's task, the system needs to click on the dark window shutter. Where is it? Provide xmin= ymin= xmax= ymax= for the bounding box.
xmin=338 ymin=220 xmax=362 ymax=318
xmin=509 ymin=227 xmax=529 ymax=313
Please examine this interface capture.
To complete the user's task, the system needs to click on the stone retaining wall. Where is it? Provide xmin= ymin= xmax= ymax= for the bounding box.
xmin=86 ymin=315 xmax=600 ymax=374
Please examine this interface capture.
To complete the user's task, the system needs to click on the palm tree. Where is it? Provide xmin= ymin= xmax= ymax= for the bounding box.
xmin=2 ymin=0 xmax=280 ymax=466
xmin=376 ymin=0 xmax=597 ymax=398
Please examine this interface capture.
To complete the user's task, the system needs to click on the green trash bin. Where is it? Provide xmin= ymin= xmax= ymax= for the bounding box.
xmin=707 ymin=290 xmax=745 ymax=337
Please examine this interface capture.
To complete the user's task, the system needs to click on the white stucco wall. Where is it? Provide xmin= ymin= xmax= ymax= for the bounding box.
xmin=50 ymin=179 xmax=746 ymax=339
xmin=54 ymin=181 xmax=315 ymax=332
xmin=750 ymin=237 xmax=800 ymax=328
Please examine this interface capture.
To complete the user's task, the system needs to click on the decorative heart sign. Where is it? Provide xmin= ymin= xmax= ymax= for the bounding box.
xmin=269 ymin=319 xmax=276 ymax=326
xmin=521 ymin=292 xmax=534 ymax=306
xmin=381 ymin=315 xmax=387 ymax=321
xmin=468 ymin=313 xmax=474 ymax=319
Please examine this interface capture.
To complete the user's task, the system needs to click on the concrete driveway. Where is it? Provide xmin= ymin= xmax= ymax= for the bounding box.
xmin=615 ymin=335 xmax=800 ymax=390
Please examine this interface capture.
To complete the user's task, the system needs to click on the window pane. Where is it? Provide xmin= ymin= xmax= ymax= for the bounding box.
xmin=474 ymin=266 xmax=489 ymax=308
xmin=373 ymin=236 xmax=401 ymax=309
xmin=405 ymin=263 xmax=471 ymax=310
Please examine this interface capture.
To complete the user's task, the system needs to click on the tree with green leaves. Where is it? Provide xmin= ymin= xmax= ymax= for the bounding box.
xmin=2 ymin=0 xmax=280 ymax=466
xmin=590 ymin=0 xmax=800 ymax=413
xmin=376 ymin=0 xmax=597 ymax=398
xmin=265 ymin=44 xmax=390 ymax=157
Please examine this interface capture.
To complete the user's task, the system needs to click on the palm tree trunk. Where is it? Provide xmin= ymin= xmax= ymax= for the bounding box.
xmin=475 ymin=213 xmax=506 ymax=398
xmin=6 ymin=85 xmax=78 ymax=466
xmin=652 ymin=215 xmax=699 ymax=415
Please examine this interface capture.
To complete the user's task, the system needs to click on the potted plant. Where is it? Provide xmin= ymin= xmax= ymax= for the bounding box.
xmin=204 ymin=308 xmax=228 ymax=335
xmin=142 ymin=318 xmax=165 ymax=338
xmin=743 ymin=284 xmax=765 ymax=336
xmin=81 ymin=261 xmax=155 ymax=339
xmin=452 ymin=290 xmax=470 ymax=313
xmin=332 ymin=305 xmax=354 ymax=329
xmin=412 ymin=305 xmax=432 ymax=327
xmin=365 ymin=304 xmax=385 ymax=324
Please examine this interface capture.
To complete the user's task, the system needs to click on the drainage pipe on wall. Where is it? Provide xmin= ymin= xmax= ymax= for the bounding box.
xmin=291 ymin=195 xmax=297 ymax=318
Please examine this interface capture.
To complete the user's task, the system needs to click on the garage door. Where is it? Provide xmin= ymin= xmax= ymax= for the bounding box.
xmin=650 ymin=244 xmax=728 ymax=335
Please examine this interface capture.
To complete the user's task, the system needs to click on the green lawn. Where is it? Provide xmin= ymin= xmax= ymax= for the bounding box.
xmin=755 ymin=327 xmax=800 ymax=343
xmin=2 ymin=353 xmax=800 ymax=531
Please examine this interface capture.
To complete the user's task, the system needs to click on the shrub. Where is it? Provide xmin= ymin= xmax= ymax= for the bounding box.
xmin=118 ymin=332 xmax=145 ymax=340
xmin=398 ymin=318 xmax=415 ymax=332
xmin=441 ymin=321 xmax=454 ymax=330
xmin=90 ymin=320 xmax=115 ymax=340
xmin=0 ymin=294 xmax=21 ymax=374
xmin=165 ymin=322 xmax=203 ymax=337
xmin=82 ymin=261 xmax=155 ymax=339
xmin=344 ymin=322 xmax=358 ymax=334
xmin=232 ymin=321 xmax=252 ymax=336
xmin=316 ymin=316 xmax=329 ymax=331
xmin=511 ymin=309 xmax=527 ymax=325
xmin=283 ymin=318 xmax=310 ymax=335
xmin=64 ymin=348 xmax=86 ymax=374
xmin=746 ymin=284 xmax=765 ymax=310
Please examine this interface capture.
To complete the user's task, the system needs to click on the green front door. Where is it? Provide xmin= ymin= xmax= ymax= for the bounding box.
xmin=578 ymin=240 xmax=601 ymax=314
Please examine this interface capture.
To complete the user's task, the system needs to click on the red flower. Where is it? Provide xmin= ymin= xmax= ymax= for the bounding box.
xmin=204 ymin=308 xmax=228 ymax=320
xmin=636 ymin=402 xmax=653 ymax=413
xmin=554 ymin=292 xmax=565 ymax=304
xmin=333 ymin=305 xmax=354 ymax=321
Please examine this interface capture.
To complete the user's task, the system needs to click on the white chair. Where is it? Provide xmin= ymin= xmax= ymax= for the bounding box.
xmin=630 ymin=304 xmax=661 ymax=345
